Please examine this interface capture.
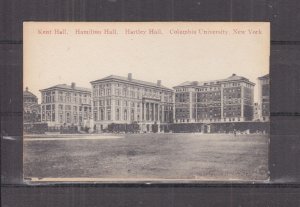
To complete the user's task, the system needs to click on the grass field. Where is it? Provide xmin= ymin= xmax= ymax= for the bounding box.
xmin=24 ymin=133 xmax=269 ymax=181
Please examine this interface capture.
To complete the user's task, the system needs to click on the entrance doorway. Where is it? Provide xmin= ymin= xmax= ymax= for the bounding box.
xmin=203 ymin=124 xmax=211 ymax=133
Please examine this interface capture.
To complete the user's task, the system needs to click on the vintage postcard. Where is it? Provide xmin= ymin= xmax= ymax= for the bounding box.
xmin=23 ymin=22 xmax=270 ymax=182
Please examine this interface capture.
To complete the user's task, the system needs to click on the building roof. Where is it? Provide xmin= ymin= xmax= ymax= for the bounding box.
xmin=91 ymin=75 xmax=173 ymax=91
xmin=174 ymin=74 xmax=255 ymax=88
xmin=258 ymin=74 xmax=269 ymax=80
xmin=40 ymin=84 xmax=91 ymax=93
xmin=23 ymin=87 xmax=38 ymax=98
xmin=24 ymin=102 xmax=40 ymax=108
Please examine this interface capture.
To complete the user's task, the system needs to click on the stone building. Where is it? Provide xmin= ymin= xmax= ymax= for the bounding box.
xmin=257 ymin=74 xmax=270 ymax=121
xmin=253 ymin=102 xmax=261 ymax=121
xmin=90 ymin=73 xmax=174 ymax=132
xmin=173 ymin=74 xmax=255 ymax=123
xmin=23 ymin=87 xmax=41 ymax=123
xmin=40 ymin=83 xmax=92 ymax=129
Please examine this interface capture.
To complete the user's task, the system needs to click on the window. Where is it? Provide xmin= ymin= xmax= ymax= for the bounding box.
xmin=74 ymin=116 xmax=77 ymax=123
xmin=52 ymin=112 xmax=55 ymax=121
xmin=51 ymin=92 xmax=55 ymax=102
xmin=116 ymin=109 xmax=120 ymax=121
xmin=100 ymin=109 xmax=104 ymax=120
xmin=46 ymin=95 xmax=51 ymax=103
xmin=107 ymin=110 xmax=111 ymax=121
xmin=65 ymin=105 xmax=71 ymax=111
xmin=66 ymin=112 xmax=71 ymax=123
xmin=66 ymin=93 xmax=71 ymax=102
xmin=115 ymin=89 xmax=120 ymax=96
xmin=124 ymin=109 xmax=128 ymax=120
xmin=45 ymin=111 xmax=50 ymax=121
xmin=107 ymin=89 xmax=111 ymax=95
xmin=131 ymin=109 xmax=134 ymax=121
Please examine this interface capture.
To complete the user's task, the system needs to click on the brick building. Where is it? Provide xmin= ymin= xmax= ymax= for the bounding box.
xmin=90 ymin=73 xmax=174 ymax=132
xmin=40 ymin=83 xmax=92 ymax=128
xmin=173 ymin=74 xmax=255 ymax=123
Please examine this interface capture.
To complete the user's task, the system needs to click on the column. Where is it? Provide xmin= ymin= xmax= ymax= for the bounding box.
xmin=142 ymin=102 xmax=146 ymax=121
xmin=147 ymin=102 xmax=149 ymax=121
xmin=104 ymin=101 xmax=107 ymax=121
xmin=144 ymin=103 xmax=146 ymax=121
xmin=135 ymin=101 xmax=138 ymax=121
xmin=150 ymin=103 xmax=152 ymax=121
xmin=159 ymin=104 xmax=162 ymax=122
xmin=152 ymin=103 xmax=154 ymax=121
xmin=153 ymin=103 xmax=155 ymax=121
xmin=162 ymin=105 xmax=165 ymax=123
xmin=154 ymin=103 xmax=157 ymax=121
xmin=156 ymin=104 xmax=159 ymax=122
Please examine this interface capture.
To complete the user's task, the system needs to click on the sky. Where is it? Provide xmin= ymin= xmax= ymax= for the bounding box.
xmin=24 ymin=22 xmax=270 ymax=103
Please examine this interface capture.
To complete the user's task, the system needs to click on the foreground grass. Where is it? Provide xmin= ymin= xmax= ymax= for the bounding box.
xmin=24 ymin=133 xmax=268 ymax=181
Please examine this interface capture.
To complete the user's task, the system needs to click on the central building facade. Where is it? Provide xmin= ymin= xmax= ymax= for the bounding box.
xmin=173 ymin=74 xmax=255 ymax=123
xmin=90 ymin=73 xmax=174 ymax=132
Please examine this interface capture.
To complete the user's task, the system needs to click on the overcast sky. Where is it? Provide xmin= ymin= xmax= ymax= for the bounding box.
xmin=24 ymin=22 xmax=269 ymax=103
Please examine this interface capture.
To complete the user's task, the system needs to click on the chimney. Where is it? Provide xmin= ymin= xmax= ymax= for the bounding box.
xmin=26 ymin=87 xmax=28 ymax=91
xmin=71 ymin=82 xmax=76 ymax=89
xmin=128 ymin=73 xmax=132 ymax=81
xmin=232 ymin=73 xmax=236 ymax=76
xmin=157 ymin=80 xmax=161 ymax=86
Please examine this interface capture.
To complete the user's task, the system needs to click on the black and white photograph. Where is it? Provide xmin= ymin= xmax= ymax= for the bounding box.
xmin=23 ymin=22 xmax=270 ymax=182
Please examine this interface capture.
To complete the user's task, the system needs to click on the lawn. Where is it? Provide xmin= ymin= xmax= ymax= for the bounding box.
xmin=23 ymin=133 xmax=269 ymax=181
